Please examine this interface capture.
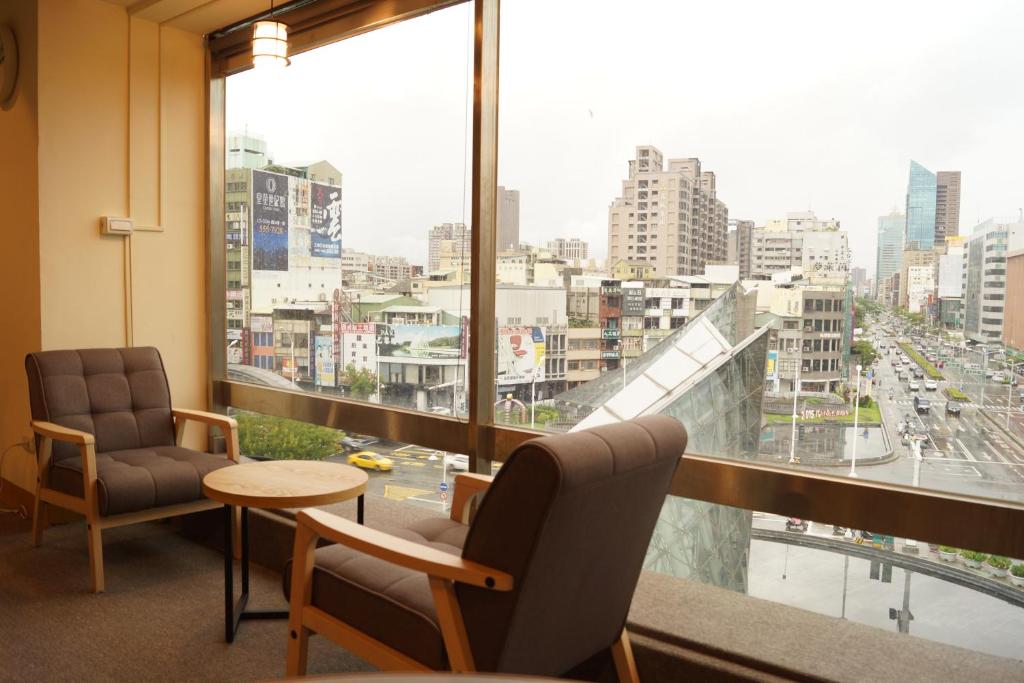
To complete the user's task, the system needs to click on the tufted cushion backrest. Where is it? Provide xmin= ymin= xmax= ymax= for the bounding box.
xmin=456 ymin=415 xmax=687 ymax=676
xmin=25 ymin=348 xmax=176 ymax=462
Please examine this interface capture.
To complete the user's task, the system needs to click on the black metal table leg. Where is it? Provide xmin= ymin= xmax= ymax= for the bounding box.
xmin=223 ymin=505 xmax=288 ymax=643
xmin=357 ymin=494 xmax=364 ymax=525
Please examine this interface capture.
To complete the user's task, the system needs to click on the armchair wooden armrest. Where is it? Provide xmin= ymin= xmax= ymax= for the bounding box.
xmin=171 ymin=408 xmax=239 ymax=461
xmin=30 ymin=420 xmax=95 ymax=445
xmin=296 ymin=508 xmax=512 ymax=591
xmin=450 ymin=473 xmax=493 ymax=524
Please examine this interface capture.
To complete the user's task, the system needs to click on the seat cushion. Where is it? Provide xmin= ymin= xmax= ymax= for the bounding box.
xmin=48 ymin=446 xmax=234 ymax=516
xmin=283 ymin=517 xmax=469 ymax=670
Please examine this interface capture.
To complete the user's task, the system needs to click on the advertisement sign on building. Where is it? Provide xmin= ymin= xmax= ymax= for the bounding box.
xmin=766 ymin=350 xmax=779 ymax=380
xmin=497 ymin=326 xmax=546 ymax=384
xmin=377 ymin=325 xmax=463 ymax=359
xmin=622 ymin=287 xmax=645 ymax=316
xmin=310 ymin=182 xmax=342 ymax=259
xmin=315 ymin=335 xmax=335 ymax=387
xmin=252 ymin=170 xmax=289 ymax=271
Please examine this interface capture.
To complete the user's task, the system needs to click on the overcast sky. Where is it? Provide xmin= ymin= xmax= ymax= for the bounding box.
xmin=227 ymin=0 xmax=1024 ymax=278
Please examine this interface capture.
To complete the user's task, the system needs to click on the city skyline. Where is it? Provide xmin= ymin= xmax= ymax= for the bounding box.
xmin=226 ymin=0 xmax=1024 ymax=278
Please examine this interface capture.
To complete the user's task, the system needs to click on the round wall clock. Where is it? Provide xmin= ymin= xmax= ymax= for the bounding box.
xmin=0 ymin=24 xmax=19 ymax=110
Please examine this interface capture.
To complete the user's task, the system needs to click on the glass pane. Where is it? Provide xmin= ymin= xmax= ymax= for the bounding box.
xmin=497 ymin=0 xmax=1024 ymax=664
xmin=496 ymin=0 xmax=1024 ymax=504
xmin=231 ymin=409 xmax=496 ymax=512
xmin=224 ymin=4 xmax=473 ymax=417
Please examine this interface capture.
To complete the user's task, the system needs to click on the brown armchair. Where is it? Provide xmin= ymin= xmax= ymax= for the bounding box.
xmin=25 ymin=347 xmax=238 ymax=592
xmin=284 ymin=415 xmax=687 ymax=681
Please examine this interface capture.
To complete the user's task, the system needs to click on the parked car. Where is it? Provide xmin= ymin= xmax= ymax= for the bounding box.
xmin=347 ymin=451 xmax=394 ymax=471
xmin=445 ymin=453 xmax=469 ymax=472
xmin=341 ymin=434 xmax=380 ymax=451
xmin=908 ymin=381 xmax=920 ymax=392
xmin=946 ymin=401 xmax=961 ymax=417
xmin=990 ymin=372 xmax=1005 ymax=383
xmin=914 ymin=396 xmax=930 ymax=414
xmin=924 ymin=379 xmax=937 ymax=391
xmin=785 ymin=518 xmax=808 ymax=532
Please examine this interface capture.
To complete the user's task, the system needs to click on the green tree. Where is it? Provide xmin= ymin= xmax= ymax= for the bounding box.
xmin=340 ymin=364 xmax=378 ymax=400
xmin=852 ymin=340 xmax=877 ymax=367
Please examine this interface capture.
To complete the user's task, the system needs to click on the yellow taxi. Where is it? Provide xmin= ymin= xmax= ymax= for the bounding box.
xmin=346 ymin=450 xmax=394 ymax=472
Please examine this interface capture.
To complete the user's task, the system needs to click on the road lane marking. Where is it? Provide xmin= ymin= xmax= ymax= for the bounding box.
xmin=956 ymin=439 xmax=978 ymax=462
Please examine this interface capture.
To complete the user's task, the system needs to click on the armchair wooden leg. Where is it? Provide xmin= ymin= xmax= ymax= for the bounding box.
xmin=86 ymin=519 xmax=105 ymax=593
xmin=31 ymin=489 xmax=47 ymax=547
xmin=429 ymin=577 xmax=475 ymax=673
xmin=611 ymin=629 xmax=640 ymax=683
xmin=286 ymin=521 xmax=319 ymax=676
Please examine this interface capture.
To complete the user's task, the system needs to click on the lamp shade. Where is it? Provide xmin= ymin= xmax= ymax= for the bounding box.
xmin=253 ymin=20 xmax=289 ymax=68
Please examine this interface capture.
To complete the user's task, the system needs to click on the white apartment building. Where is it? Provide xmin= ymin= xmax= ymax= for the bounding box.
xmin=547 ymin=237 xmax=589 ymax=262
xmin=906 ymin=265 xmax=935 ymax=314
xmin=608 ymin=145 xmax=728 ymax=277
xmin=746 ymin=212 xmax=849 ymax=281
xmin=962 ymin=219 xmax=1024 ymax=342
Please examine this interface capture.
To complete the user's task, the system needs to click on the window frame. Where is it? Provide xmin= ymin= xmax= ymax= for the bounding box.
xmin=206 ymin=0 xmax=1024 ymax=560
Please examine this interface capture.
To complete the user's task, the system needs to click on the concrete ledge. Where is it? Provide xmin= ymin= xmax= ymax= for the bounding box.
xmin=628 ymin=571 xmax=1024 ymax=682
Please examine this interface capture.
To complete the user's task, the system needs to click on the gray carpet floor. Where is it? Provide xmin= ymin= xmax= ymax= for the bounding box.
xmin=0 ymin=514 xmax=373 ymax=682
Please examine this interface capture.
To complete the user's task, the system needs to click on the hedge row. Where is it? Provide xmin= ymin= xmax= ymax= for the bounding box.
xmin=898 ymin=342 xmax=944 ymax=380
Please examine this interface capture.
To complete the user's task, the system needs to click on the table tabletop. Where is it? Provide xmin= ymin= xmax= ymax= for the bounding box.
xmin=202 ymin=460 xmax=368 ymax=509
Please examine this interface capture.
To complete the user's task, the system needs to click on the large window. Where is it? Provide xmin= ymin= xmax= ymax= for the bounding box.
xmin=210 ymin=0 xmax=1024 ymax=665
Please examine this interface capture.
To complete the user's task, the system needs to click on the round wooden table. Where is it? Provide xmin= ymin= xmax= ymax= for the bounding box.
xmin=202 ymin=460 xmax=369 ymax=642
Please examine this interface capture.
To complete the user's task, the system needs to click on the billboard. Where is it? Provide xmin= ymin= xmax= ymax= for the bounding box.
xmin=622 ymin=287 xmax=645 ymax=316
xmin=310 ymin=182 xmax=342 ymax=258
xmin=377 ymin=324 xmax=463 ymax=360
xmin=315 ymin=335 xmax=335 ymax=387
xmin=766 ymin=350 xmax=779 ymax=380
xmin=252 ymin=170 xmax=289 ymax=271
xmin=497 ymin=326 xmax=546 ymax=384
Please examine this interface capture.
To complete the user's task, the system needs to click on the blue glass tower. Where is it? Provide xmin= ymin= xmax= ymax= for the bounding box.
xmin=905 ymin=160 xmax=937 ymax=250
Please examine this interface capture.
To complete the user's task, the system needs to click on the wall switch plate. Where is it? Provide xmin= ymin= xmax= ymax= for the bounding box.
xmin=100 ymin=216 xmax=134 ymax=235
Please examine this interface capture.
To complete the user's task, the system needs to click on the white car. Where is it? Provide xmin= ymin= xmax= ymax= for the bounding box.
xmin=445 ymin=454 xmax=469 ymax=472
xmin=990 ymin=372 xmax=1005 ymax=383
xmin=924 ymin=379 xmax=937 ymax=391
xmin=908 ymin=381 xmax=920 ymax=392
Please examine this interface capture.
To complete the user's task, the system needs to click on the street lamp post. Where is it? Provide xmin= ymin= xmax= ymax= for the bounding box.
xmin=789 ymin=357 xmax=802 ymax=464
xmin=849 ymin=363 xmax=862 ymax=478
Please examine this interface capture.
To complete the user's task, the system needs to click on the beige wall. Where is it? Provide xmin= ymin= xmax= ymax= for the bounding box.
xmin=1 ymin=0 xmax=209 ymax=494
xmin=0 ymin=0 xmax=41 ymax=500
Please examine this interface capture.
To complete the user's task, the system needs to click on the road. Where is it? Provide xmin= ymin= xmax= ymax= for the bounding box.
xmin=329 ymin=440 xmax=496 ymax=512
xmin=798 ymin=333 xmax=1024 ymax=504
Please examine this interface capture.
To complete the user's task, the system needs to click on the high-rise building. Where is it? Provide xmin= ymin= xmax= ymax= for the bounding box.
xmin=730 ymin=219 xmax=754 ymax=278
xmin=1004 ymin=247 xmax=1024 ymax=350
xmin=898 ymin=248 xmax=938 ymax=310
xmin=962 ymin=219 xmax=1024 ymax=342
xmin=607 ymin=146 xmax=728 ymax=277
xmin=905 ymin=161 xmax=961 ymax=249
xmin=906 ymin=160 xmax=937 ymax=250
xmin=876 ymin=211 xmax=905 ymax=294
xmin=427 ymin=222 xmax=471 ymax=272
xmin=936 ymin=238 xmax=965 ymax=328
xmin=935 ymin=171 xmax=961 ymax=243
xmin=547 ymin=237 xmax=589 ymax=261
xmin=497 ymin=186 xmax=520 ymax=251
xmin=850 ymin=267 xmax=867 ymax=296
